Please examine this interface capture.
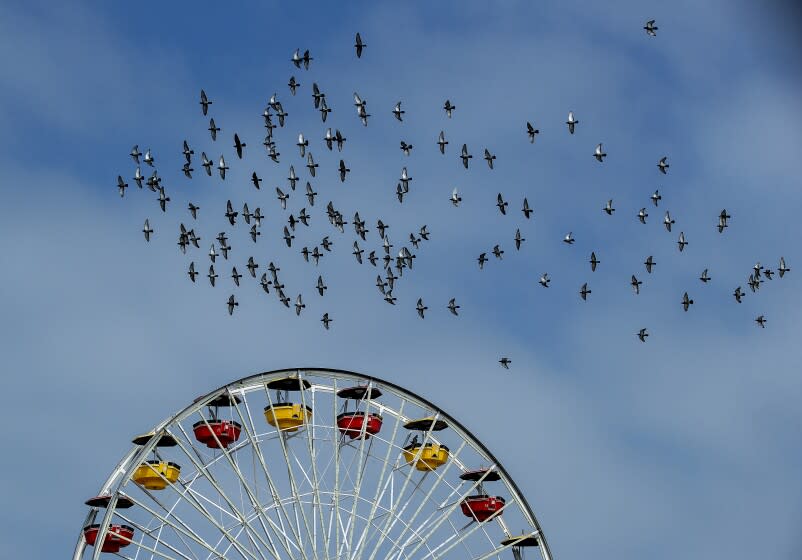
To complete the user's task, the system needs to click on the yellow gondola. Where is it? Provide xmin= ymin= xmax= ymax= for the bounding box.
xmin=132 ymin=460 xmax=180 ymax=490
xmin=264 ymin=403 xmax=312 ymax=431
xmin=403 ymin=443 xmax=450 ymax=471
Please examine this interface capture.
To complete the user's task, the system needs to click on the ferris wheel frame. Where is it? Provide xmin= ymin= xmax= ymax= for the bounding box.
xmin=75 ymin=367 xmax=554 ymax=560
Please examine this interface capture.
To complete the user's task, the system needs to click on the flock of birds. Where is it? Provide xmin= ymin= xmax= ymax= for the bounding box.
xmin=116 ymin=22 xmax=791 ymax=368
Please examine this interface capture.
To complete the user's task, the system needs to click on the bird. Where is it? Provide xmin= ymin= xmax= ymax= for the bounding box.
xmin=142 ymin=219 xmax=153 ymax=242
xmin=484 ymin=149 xmax=496 ymax=169
xmin=295 ymin=295 xmax=305 ymax=316
xmin=209 ymin=118 xmax=220 ymax=141
xmin=181 ymin=162 xmax=194 ymax=178
xmin=526 ymin=121 xmax=539 ymax=143
xmin=249 ymin=225 xmax=260 ymax=243
xmin=201 ymin=152 xmax=212 ymax=176
xmin=143 ymin=148 xmax=155 ymax=167
xmin=651 ymin=190 xmax=662 ymax=206
xmin=117 ymin=175 xmax=128 ymax=197
xmin=448 ymin=298 xmax=460 ymax=316
xmin=663 ymin=211 xmax=675 ymax=232
xmin=188 ymin=262 xmax=198 ymax=282
xmin=499 ymin=358 xmax=511 ymax=369
xmin=603 ymin=199 xmax=615 ymax=215
xmin=316 ymin=275 xmax=327 ymax=296
xmin=377 ymin=220 xmax=388 ymax=239
xmin=580 ymin=283 xmax=591 ymax=301
xmin=478 ymin=253 xmax=488 ymax=269
xmin=305 ymin=182 xmax=317 ymax=206
xmin=242 ymin=203 xmax=252 ymax=225
xmin=419 ymin=225 xmax=430 ymax=241
xmin=637 ymin=328 xmax=649 ymax=342
xmin=638 ymin=208 xmax=649 ymax=224
xmin=288 ymin=76 xmax=299 ymax=95
xmin=514 ymin=229 xmax=525 ymax=250
xmin=227 ymin=295 xmax=238 ymax=315
xmin=681 ymin=292 xmax=694 ymax=311
xmin=231 ymin=267 xmax=242 ymax=287
xmin=338 ymin=159 xmax=350 ymax=182
xmin=657 ymin=156 xmax=669 ymax=174
xmin=566 ymin=111 xmax=578 ymax=134
xmin=590 ymin=252 xmax=600 ymax=271
xmin=287 ymin=166 xmax=298 ymax=190
xmin=734 ymin=286 xmax=745 ymax=303
xmin=450 ymin=187 xmax=462 ymax=207
xmin=157 ymin=187 xmax=170 ymax=212
xmin=437 ymin=131 xmax=448 ymax=154
xmin=416 ymin=298 xmax=427 ymax=319
xmin=218 ymin=155 xmax=228 ymax=180
xmin=493 ymin=245 xmax=504 ymax=259
xmin=444 ymin=99 xmax=455 ymax=118
xmin=354 ymin=32 xmax=366 ymax=58
xmin=234 ymin=134 xmax=246 ymax=159
xmin=133 ymin=167 xmax=144 ymax=189
xmin=631 ymin=275 xmax=642 ymax=294
xmin=353 ymin=241 xmax=364 ymax=264
xmin=399 ymin=167 xmax=412 ymax=188
xmin=182 ymin=141 xmax=194 ymax=160
xmin=460 ymin=144 xmax=472 ymax=168
xmin=306 ymin=152 xmax=318 ymax=177
xmin=276 ymin=187 xmax=289 ymax=210
xmin=392 ymin=102 xmax=405 ymax=121
xmin=335 ymin=129 xmax=347 ymax=151
xmin=302 ymin=49 xmax=313 ymax=69
xmin=368 ymin=251 xmax=378 ymax=266
xmin=209 ymin=243 xmax=218 ymax=263
xmin=644 ymin=255 xmax=656 ymax=273
xmin=563 ymin=232 xmax=575 ymax=244
xmin=260 ymin=273 xmax=271 ymax=294
xmin=130 ymin=145 xmax=142 ymax=164
xmin=778 ymin=257 xmax=790 ymax=278
xmin=522 ymin=198 xmax=533 ymax=219
xmin=644 ymin=19 xmax=658 ymax=37
xmin=677 ymin=232 xmax=688 ymax=252
xmin=225 ymin=200 xmax=238 ymax=225
xmin=200 ymin=89 xmax=212 ymax=115
xmin=208 ymin=265 xmax=218 ymax=286
xmin=594 ymin=143 xmax=607 ymax=162
xmin=283 ymin=227 xmax=294 ymax=247
xmin=539 ymin=273 xmax=550 ymax=287
xmin=497 ymin=193 xmax=508 ymax=215
xmin=321 ymin=313 xmax=332 ymax=330
xmin=246 ymin=257 xmax=259 ymax=278
xmin=400 ymin=141 xmax=413 ymax=156
xmin=755 ymin=315 xmax=766 ymax=328
xmin=700 ymin=269 xmax=711 ymax=283
xmin=250 ymin=172 xmax=262 ymax=190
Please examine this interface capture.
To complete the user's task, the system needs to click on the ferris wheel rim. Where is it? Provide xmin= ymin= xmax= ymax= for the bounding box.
xmin=76 ymin=366 xmax=554 ymax=560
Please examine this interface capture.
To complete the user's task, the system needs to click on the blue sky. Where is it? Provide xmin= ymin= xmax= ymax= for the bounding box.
xmin=1 ymin=1 xmax=801 ymax=559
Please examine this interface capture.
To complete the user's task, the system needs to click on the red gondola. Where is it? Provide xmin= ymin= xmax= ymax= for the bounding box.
xmin=336 ymin=412 xmax=383 ymax=439
xmin=460 ymin=495 xmax=505 ymax=522
xmin=336 ymin=384 xmax=383 ymax=439
xmin=83 ymin=524 xmax=134 ymax=553
xmin=192 ymin=420 xmax=242 ymax=449
xmin=192 ymin=393 xmax=242 ymax=449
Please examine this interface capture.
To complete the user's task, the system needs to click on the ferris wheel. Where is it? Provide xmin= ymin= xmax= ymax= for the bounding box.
xmin=75 ymin=368 xmax=554 ymax=560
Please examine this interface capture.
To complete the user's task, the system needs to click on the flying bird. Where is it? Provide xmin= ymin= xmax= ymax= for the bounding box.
xmin=444 ymin=99 xmax=455 ymax=118
xmin=354 ymin=32 xmax=366 ymax=58
xmin=644 ymin=255 xmax=656 ymax=273
xmin=651 ymin=190 xmax=662 ymax=206
xmin=522 ymin=198 xmax=533 ymax=219
xmin=657 ymin=156 xmax=669 ymax=174
xmin=416 ymin=298 xmax=427 ymax=319
xmin=392 ymin=102 xmax=405 ymax=121
xmin=142 ymin=219 xmax=153 ymax=242
xmin=677 ymin=232 xmax=688 ymax=252
xmin=484 ymin=149 xmax=496 ymax=169
xmin=580 ymin=283 xmax=591 ymax=301
xmin=566 ymin=111 xmax=578 ymax=134
xmin=208 ymin=265 xmax=218 ymax=286
xmin=563 ymin=232 xmax=575 ymax=244
xmin=637 ymin=328 xmax=649 ymax=342
xmin=200 ymin=89 xmax=212 ymax=115
xmin=497 ymin=193 xmax=508 ymax=215
xmin=234 ymin=134 xmax=246 ymax=158
xmin=631 ymin=275 xmax=642 ymax=294
xmin=681 ymin=292 xmax=694 ymax=311
xmin=539 ymin=273 xmax=550 ymax=287
xmin=460 ymin=144 xmax=472 ymax=168
xmin=448 ymin=298 xmax=460 ymax=316
xmin=437 ymin=131 xmax=448 ymax=154
xmin=130 ymin=145 xmax=141 ymax=164
xmin=209 ymin=118 xmax=220 ymax=141
xmin=638 ymin=208 xmax=649 ymax=224
xmin=515 ymin=229 xmax=525 ymax=250
xmin=295 ymin=294 xmax=305 ymax=316
xmin=526 ymin=121 xmax=539 ymax=142
xmin=288 ymin=76 xmax=299 ymax=95
xmin=117 ymin=175 xmax=128 ymax=197
xmin=188 ymin=262 xmax=197 ymax=282
xmin=450 ymin=187 xmax=462 ymax=207
xmin=778 ymin=257 xmax=790 ymax=278
xmin=218 ymin=155 xmax=228 ymax=179
xmin=594 ymin=143 xmax=607 ymax=162
xmin=644 ymin=20 xmax=658 ymax=37
xmin=227 ymin=295 xmax=238 ymax=315
xmin=499 ymin=358 xmax=511 ymax=369
xmin=603 ymin=199 xmax=615 ymax=215
xmin=590 ymin=252 xmax=600 ymax=272
xmin=755 ymin=315 xmax=766 ymax=328
xmin=663 ymin=211 xmax=675 ymax=232
xmin=321 ymin=313 xmax=332 ymax=330
xmin=478 ymin=253 xmax=488 ymax=269
xmin=700 ymin=269 xmax=711 ymax=283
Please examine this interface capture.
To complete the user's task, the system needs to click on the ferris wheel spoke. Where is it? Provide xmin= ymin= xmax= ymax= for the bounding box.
xmin=174 ymin=420 xmax=284 ymax=560
xmin=261 ymin=382 xmax=319 ymax=560
xmin=384 ymin=440 xmax=466 ymax=560
xmin=119 ymin=492 xmax=239 ymax=560
xmin=365 ymin=412 xmax=446 ymax=560
xmin=394 ymin=458 xmax=497 ymax=558
xmin=415 ymin=499 xmax=517 ymax=560
xmin=168 ymin=430 xmax=278 ymax=560
xmin=232 ymin=392 xmax=309 ymax=560
xmin=298 ymin=380 xmax=331 ymax=560
xmin=112 ymin=511 xmax=199 ymax=560
xmin=348 ymin=399 xmax=407 ymax=560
